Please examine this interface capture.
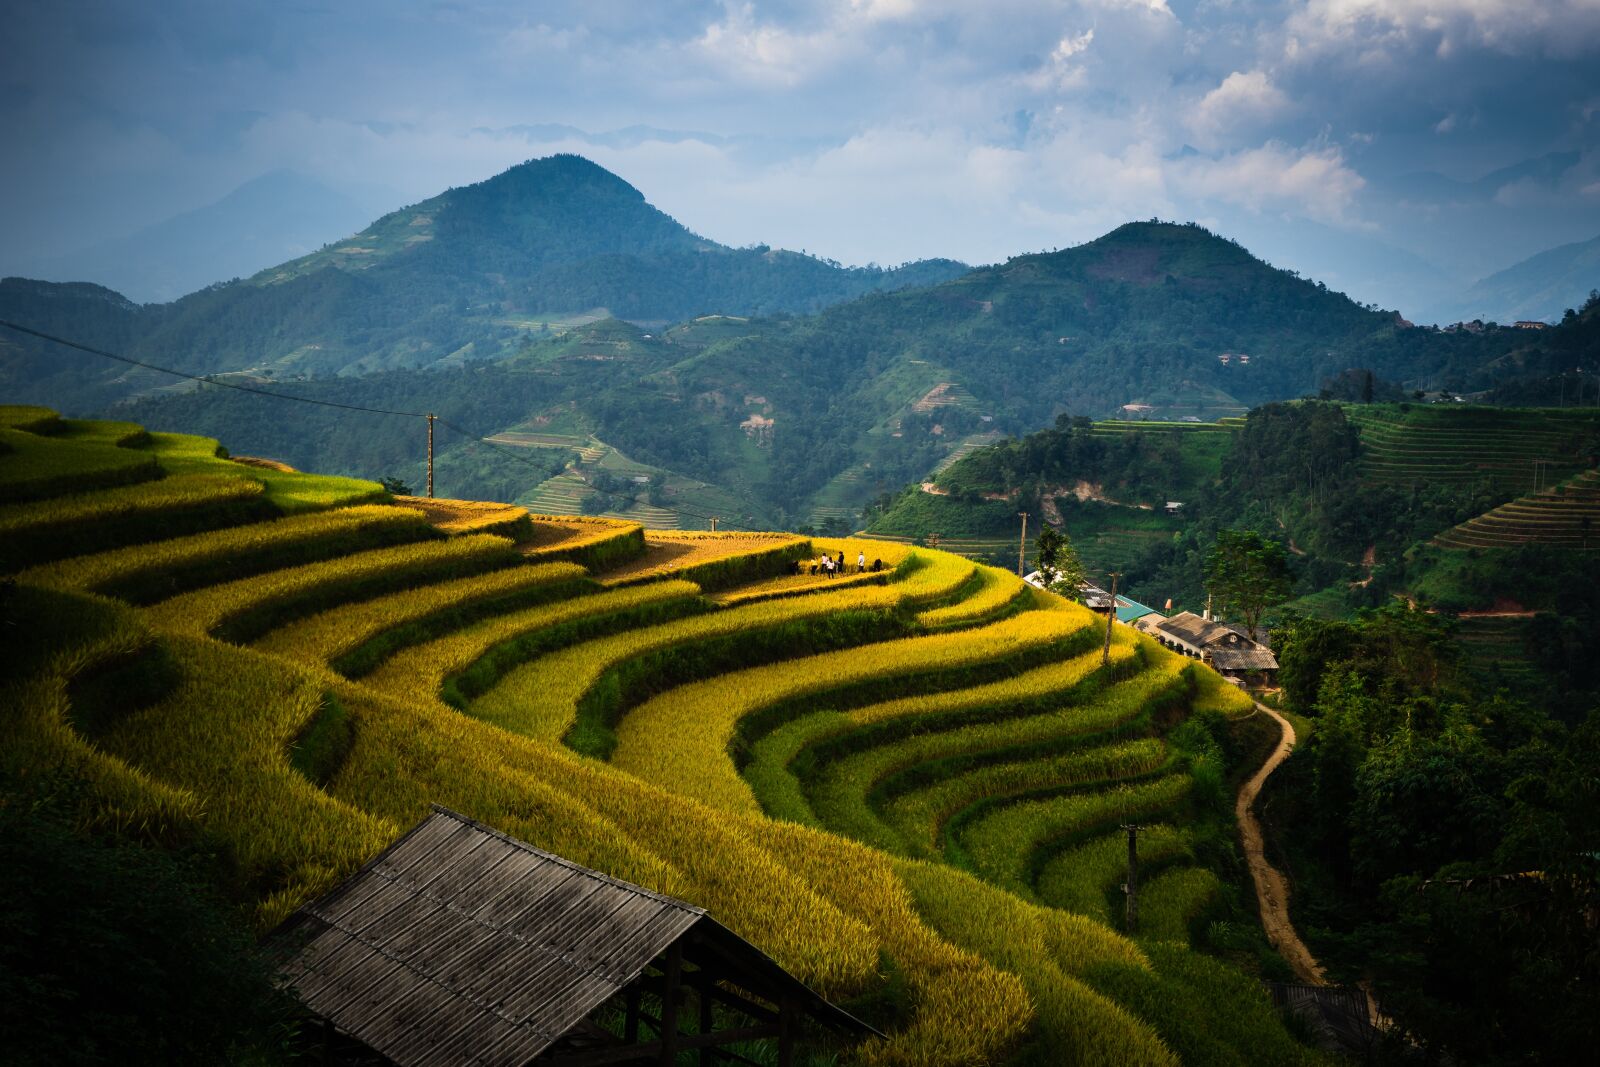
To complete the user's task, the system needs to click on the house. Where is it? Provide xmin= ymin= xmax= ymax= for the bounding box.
xmin=1133 ymin=610 xmax=1278 ymax=685
xmin=1164 ymin=501 xmax=1184 ymax=515
xmin=272 ymin=807 xmax=878 ymax=1067
xmin=1514 ymin=320 xmax=1549 ymax=330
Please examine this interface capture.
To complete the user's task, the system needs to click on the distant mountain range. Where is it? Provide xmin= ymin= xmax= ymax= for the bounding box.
xmin=26 ymin=171 xmax=375 ymax=305
xmin=3 ymin=155 xmax=1596 ymax=528
xmin=1445 ymin=232 xmax=1600 ymax=326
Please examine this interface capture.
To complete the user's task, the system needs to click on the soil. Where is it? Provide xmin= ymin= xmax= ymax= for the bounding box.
xmin=1237 ymin=702 xmax=1326 ymax=985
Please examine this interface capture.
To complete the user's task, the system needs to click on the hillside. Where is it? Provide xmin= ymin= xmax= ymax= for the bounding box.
xmin=2 ymin=404 xmax=1328 ymax=1064
xmin=0 ymin=154 xmax=967 ymax=406
xmin=1449 ymin=231 xmax=1600 ymax=325
xmin=88 ymin=218 xmax=1586 ymax=534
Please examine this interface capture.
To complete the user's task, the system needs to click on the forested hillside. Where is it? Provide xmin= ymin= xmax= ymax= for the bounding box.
xmin=0 ymin=155 xmax=967 ymax=408
xmin=7 ymin=166 xmax=1594 ymax=531
xmin=70 ymin=221 xmax=1579 ymax=532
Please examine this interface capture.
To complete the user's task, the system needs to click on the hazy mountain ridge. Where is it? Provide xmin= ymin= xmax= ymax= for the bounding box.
xmin=0 ymin=155 xmax=969 ymax=406
xmin=5 ymin=156 xmax=1594 ymax=528
xmin=1448 ymin=232 xmax=1600 ymax=326
xmin=101 ymin=219 xmax=1583 ymax=530
xmin=28 ymin=171 xmax=373 ymax=305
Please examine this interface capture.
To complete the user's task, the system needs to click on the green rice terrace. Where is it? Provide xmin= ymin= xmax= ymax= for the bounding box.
xmin=2 ymin=403 xmax=1330 ymax=1065
xmin=1432 ymin=468 xmax=1600 ymax=549
xmin=1345 ymin=404 xmax=1600 ymax=493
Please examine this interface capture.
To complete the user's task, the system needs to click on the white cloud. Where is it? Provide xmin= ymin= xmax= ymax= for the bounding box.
xmin=1188 ymin=71 xmax=1293 ymax=148
xmin=1289 ymin=1 xmax=1600 ymax=61
xmin=1172 ymin=142 xmax=1367 ymax=225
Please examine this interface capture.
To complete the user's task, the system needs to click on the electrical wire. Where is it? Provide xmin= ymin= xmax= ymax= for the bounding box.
xmin=1 ymin=318 xmax=774 ymax=531
xmin=0 ymin=318 xmax=432 ymax=418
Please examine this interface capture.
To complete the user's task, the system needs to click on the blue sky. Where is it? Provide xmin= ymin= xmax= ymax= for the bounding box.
xmin=4 ymin=1 xmax=1600 ymax=315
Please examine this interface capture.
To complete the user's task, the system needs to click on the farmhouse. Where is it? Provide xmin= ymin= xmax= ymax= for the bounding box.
xmin=1134 ymin=610 xmax=1278 ymax=685
xmin=273 ymin=807 xmax=877 ymax=1067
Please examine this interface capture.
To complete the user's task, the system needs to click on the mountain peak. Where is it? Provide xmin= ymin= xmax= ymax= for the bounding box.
xmin=464 ymin=153 xmax=648 ymax=204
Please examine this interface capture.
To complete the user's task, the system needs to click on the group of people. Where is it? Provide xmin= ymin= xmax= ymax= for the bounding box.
xmin=788 ymin=550 xmax=883 ymax=577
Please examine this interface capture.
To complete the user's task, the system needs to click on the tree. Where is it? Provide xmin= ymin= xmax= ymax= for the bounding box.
xmin=1036 ymin=525 xmax=1086 ymax=599
xmin=378 ymin=475 xmax=413 ymax=496
xmin=1205 ymin=528 xmax=1291 ymax=636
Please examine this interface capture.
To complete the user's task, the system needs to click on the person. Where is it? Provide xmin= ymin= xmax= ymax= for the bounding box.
xmin=872 ymin=558 xmax=883 ymax=572
xmin=857 ymin=550 xmax=866 ymax=574
xmin=836 ymin=552 xmax=845 ymax=575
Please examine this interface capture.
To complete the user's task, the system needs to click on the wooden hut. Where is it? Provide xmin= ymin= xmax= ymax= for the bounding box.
xmin=272 ymin=806 xmax=879 ymax=1066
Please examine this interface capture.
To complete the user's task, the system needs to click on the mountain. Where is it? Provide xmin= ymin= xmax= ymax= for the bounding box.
xmin=0 ymin=155 xmax=968 ymax=405
xmin=1446 ymin=233 xmax=1600 ymax=326
xmin=104 ymin=220 xmax=1574 ymax=531
xmin=30 ymin=171 xmax=372 ymax=304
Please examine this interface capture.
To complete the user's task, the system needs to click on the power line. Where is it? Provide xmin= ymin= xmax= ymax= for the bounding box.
xmin=0 ymin=318 xmax=433 ymax=419
xmin=1 ymin=317 xmax=769 ymax=531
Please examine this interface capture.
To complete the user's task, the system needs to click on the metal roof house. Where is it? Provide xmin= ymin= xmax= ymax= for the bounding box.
xmin=1134 ymin=610 xmax=1279 ymax=683
xmin=272 ymin=807 xmax=879 ymax=1066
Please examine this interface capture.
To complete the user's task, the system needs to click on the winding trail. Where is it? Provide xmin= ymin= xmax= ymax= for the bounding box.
xmin=1237 ymin=701 xmax=1326 ymax=985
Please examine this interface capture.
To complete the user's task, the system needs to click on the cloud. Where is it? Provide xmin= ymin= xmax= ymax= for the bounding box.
xmin=1172 ymin=142 xmax=1368 ymax=225
xmin=1188 ymin=71 xmax=1293 ymax=148
xmin=1288 ymin=1 xmax=1600 ymax=61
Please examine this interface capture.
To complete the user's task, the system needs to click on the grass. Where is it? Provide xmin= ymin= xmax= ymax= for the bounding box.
xmin=146 ymin=533 xmax=523 ymax=644
xmin=2 ymin=411 xmax=1334 ymax=1067
xmin=21 ymin=504 xmax=435 ymax=603
xmin=0 ymin=426 xmax=161 ymax=504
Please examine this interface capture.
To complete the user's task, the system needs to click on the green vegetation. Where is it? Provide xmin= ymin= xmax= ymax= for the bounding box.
xmin=3 ymin=409 xmax=1326 ymax=1066
xmin=1268 ymin=609 xmax=1600 ymax=1063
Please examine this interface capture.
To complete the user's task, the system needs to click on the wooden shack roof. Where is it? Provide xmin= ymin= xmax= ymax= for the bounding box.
xmin=272 ymin=806 xmax=874 ymax=1067
xmin=1206 ymin=648 xmax=1279 ymax=672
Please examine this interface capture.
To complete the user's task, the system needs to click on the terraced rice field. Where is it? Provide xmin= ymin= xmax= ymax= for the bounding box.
xmin=5 ymin=406 xmax=1326 ymax=1066
xmin=1347 ymin=405 xmax=1600 ymax=493
xmin=1433 ymin=469 xmax=1600 ymax=549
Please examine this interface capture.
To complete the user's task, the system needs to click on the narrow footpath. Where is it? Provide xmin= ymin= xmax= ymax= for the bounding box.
xmin=1237 ymin=702 xmax=1325 ymax=985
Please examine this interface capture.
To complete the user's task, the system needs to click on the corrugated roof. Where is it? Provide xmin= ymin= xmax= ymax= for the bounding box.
xmin=1114 ymin=596 xmax=1158 ymax=624
xmin=273 ymin=807 xmax=872 ymax=1067
xmin=1208 ymin=649 xmax=1279 ymax=671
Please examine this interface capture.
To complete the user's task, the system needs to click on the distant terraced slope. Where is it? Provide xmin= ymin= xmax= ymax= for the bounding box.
xmin=1434 ymin=469 xmax=1600 ymax=549
xmin=5 ymin=405 xmax=1327 ymax=1067
xmin=1347 ymin=405 xmax=1600 ymax=492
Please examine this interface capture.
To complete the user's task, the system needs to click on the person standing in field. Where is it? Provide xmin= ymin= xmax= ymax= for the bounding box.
xmin=857 ymin=550 xmax=866 ymax=574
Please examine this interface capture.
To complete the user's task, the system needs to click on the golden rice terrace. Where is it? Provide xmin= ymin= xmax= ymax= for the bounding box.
xmin=1 ymin=403 xmax=1328 ymax=1065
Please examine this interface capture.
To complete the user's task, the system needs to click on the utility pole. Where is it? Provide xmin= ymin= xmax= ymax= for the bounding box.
xmin=1122 ymin=823 xmax=1140 ymax=932
xmin=426 ymin=413 xmax=436 ymax=499
xmin=1103 ymin=571 xmax=1120 ymax=665
xmin=1017 ymin=511 xmax=1029 ymax=577
xmin=709 ymin=517 xmax=718 ymax=532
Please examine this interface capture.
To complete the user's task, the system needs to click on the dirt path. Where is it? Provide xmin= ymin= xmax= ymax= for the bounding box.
xmin=1238 ymin=702 xmax=1326 ymax=985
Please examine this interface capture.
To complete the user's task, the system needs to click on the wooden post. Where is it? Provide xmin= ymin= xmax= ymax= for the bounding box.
xmin=698 ymin=964 xmax=715 ymax=1067
xmin=777 ymin=995 xmax=799 ymax=1067
xmin=1017 ymin=511 xmax=1029 ymax=577
xmin=426 ymin=413 xmax=436 ymax=499
xmin=710 ymin=517 xmax=718 ymax=532
xmin=625 ymin=982 xmax=641 ymax=1044
xmin=1123 ymin=823 xmax=1140 ymax=932
xmin=659 ymin=943 xmax=682 ymax=1065
xmin=1103 ymin=572 xmax=1120 ymax=665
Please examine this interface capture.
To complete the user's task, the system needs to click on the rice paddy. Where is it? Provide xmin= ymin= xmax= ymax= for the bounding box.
xmin=4 ymin=407 xmax=1321 ymax=1066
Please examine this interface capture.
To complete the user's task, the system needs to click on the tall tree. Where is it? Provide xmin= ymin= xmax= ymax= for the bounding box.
xmin=1036 ymin=525 xmax=1087 ymax=599
xmin=1205 ymin=528 xmax=1291 ymax=635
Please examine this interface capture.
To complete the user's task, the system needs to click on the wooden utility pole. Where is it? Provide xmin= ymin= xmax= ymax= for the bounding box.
xmin=426 ymin=413 xmax=436 ymax=499
xmin=1017 ymin=511 xmax=1029 ymax=577
xmin=1122 ymin=823 xmax=1140 ymax=932
xmin=1103 ymin=571 xmax=1121 ymax=665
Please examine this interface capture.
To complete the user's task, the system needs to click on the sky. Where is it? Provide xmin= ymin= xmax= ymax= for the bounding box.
xmin=4 ymin=0 xmax=1600 ymax=318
